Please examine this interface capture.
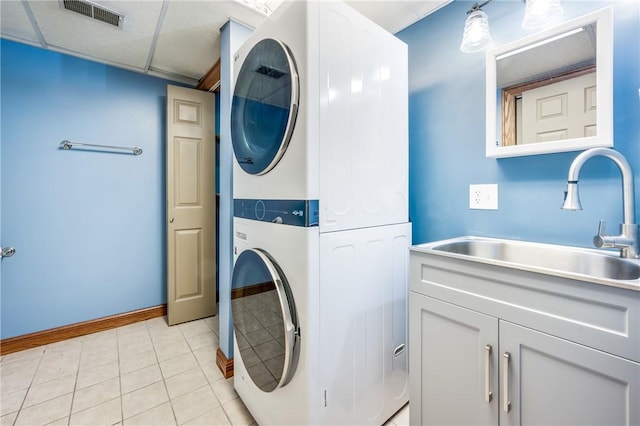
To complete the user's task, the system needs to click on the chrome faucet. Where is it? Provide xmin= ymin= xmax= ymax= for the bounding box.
xmin=562 ymin=147 xmax=639 ymax=259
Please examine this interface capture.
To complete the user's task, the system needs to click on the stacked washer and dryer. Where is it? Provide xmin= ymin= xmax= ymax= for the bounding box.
xmin=230 ymin=1 xmax=410 ymax=425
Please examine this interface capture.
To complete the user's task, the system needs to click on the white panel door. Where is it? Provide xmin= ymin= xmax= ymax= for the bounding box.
xmin=167 ymin=85 xmax=216 ymax=325
xmin=521 ymin=72 xmax=596 ymax=144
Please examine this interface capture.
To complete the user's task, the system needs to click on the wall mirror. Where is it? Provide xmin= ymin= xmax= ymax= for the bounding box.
xmin=486 ymin=7 xmax=613 ymax=158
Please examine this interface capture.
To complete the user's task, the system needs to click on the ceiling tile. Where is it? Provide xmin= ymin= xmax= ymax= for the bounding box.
xmin=150 ymin=1 xmax=264 ymax=80
xmin=0 ymin=1 xmax=42 ymax=45
xmin=29 ymin=0 xmax=164 ymax=71
xmin=401 ymin=0 xmax=452 ymax=20
xmin=346 ymin=0 xmax=450 ymax=34
xmin=1 ymin=0 xmax=451 ymax=85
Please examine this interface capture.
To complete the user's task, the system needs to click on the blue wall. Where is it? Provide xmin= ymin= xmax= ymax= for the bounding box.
xmin=0 ymin=40 xmax=176 ymax=339
xmin=1 ymin=2 xmax=638 ymax=340
xmin=397 ymin=1 xmax=639 ymax=247
xmin=218 ymin=20 xmax=254 ymax=360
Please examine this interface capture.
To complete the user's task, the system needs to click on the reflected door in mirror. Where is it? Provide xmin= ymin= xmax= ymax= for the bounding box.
xmin=502 ymin=68 xmax=596 ymax=146
xmin=486 ymin=7 xmax=612 ymax=158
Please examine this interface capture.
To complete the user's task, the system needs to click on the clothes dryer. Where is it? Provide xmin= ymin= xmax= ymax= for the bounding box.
xmin=231 ymin=215 xmax=410 ymax=426
xmin=231 ymin=0 xmax=408 ymax=233
xmin=230 ymin=2 xmax=411 ymax=424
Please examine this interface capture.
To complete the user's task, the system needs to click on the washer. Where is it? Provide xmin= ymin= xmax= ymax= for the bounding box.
xmin=231 ymin=0 xmax=408 ymax=233
xmin=230 ymin=1 xmax=410 ymax=424
xmin=232 ymin=216 xmax=410 ymax=425
xmin=232 ymin=216 xmax=319 ymax=425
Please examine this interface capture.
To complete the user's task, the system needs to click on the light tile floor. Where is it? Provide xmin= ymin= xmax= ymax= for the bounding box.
xmin=1 ymin=316 xmax=409 ymax=426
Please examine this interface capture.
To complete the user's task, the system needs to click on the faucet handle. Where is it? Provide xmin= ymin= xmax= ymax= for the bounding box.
xmin=594 ymin=220 xmax=613 ymax=248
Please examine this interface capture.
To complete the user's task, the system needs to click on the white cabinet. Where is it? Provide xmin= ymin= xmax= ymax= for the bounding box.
xmin=410 ymin=294 xmax=498 ymax=426
xmin=410 ymin=250 xmax=640 ymax=426
xmin=501 ymin=321 xmax=639 ymax=426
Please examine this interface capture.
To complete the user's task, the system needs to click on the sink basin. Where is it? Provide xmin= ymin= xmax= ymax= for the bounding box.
xmin=417 ymin=237 xmax=640 ymax=282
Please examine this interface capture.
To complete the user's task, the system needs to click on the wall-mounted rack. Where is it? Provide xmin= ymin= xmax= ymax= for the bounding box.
xmin=60 ymin=140 xmax=142 ymax=155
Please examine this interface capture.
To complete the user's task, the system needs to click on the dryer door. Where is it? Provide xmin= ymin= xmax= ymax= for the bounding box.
xmin=231 ymin=38 xmax=299 ymax=175
xmin=231 ymin=248 xmax=300 ymax=392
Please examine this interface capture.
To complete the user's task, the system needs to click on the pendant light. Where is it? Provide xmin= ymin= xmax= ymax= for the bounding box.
xmin=460 ymin=1 xmax=493 ymax=53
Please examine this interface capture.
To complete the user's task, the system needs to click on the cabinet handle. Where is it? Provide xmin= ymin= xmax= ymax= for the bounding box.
xmin=484 ymin=344 xmax=493 ymax=402
xmin=503 ymin=352 xmax=511 ymax=413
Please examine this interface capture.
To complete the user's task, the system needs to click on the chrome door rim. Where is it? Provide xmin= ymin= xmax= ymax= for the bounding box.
xmin=231 ymin=38 xmax=300 ymax=176
xmin=231 ymin=248 xmax=300 ymax=391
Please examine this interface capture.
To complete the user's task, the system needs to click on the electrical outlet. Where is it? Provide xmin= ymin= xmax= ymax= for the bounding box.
xmin=469 ymin=184 xmax=498 ymax=210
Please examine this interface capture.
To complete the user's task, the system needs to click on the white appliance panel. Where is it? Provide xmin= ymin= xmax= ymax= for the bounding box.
xmin=319 ymin=223 xmax=411 ymax=425
xmin=318 ymin=5 xmax=408 ymax=233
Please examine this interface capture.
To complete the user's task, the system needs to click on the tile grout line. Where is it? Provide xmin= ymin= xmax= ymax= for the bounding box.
xmin=116 ymin=327 xmax=124 ymax=426
xmin=3 ymin=317 xmax=249 ymax=426
xmin=178 ymin=318 xmax=234 ymax=426
xmin=66 ymin=339 xmax=80 ymax=426
xmin=12 ymin=346 xmax=46 ymax=425
xmin=146 ymin=317 xmax=179 ymax=426
xmin=176 ymin=319 xmax=222 ymax=425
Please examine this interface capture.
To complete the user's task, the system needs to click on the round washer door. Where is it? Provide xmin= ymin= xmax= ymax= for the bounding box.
xmin=231 ymin=248 xmax=300 ymax=392
xmin=231 ymin=38 xmax=299 ymax=175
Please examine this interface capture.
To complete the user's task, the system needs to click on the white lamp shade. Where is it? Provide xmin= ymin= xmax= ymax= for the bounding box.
xmin=460 ymin=10 xmax=492 ymax=53
xmin=522 ymin=0 xmax=564 ymax=29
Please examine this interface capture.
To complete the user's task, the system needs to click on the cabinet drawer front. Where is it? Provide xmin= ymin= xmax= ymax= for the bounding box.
xmin=411 ymin=252 xmax=640 ymax=362
xmin=500 ymin=321 xmax=640 ymax=426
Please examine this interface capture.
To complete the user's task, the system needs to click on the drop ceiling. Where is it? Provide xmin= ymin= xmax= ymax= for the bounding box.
xmin=1 ymin=0 xmax=451 ymax=87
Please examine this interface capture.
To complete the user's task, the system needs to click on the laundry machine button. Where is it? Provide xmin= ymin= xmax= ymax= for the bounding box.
xmin=255 ymin=200 xmax=266 ymax=220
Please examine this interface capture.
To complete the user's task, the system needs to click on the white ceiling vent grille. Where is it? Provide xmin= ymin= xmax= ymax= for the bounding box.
xmin=60 ymin=0 xmax=124 ymax=28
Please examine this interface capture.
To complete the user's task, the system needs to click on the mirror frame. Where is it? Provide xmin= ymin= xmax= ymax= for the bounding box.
xmin=486 ymin=7 xmax=613 ymax=159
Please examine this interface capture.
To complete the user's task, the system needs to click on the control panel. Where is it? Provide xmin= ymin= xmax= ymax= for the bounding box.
xmin=234 ymin=199 xmax=319 ymax=227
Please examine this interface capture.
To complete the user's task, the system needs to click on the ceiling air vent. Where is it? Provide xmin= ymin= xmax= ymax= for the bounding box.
xmin=60 ymin=0 xmax=124 ymax=28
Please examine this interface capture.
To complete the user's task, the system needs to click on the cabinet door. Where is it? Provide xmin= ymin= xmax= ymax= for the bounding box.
xmin=410 ymin=293 xmax=499 ymax=426
xmin=500 ymin=321 xmax=640 ymax=426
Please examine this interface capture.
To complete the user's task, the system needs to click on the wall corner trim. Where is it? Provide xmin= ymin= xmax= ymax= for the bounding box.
xmin=216 ymin=347 xmax=234 ymax=378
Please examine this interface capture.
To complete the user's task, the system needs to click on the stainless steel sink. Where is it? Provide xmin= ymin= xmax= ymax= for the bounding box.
xmin=416 ymin=237 xmax=640 ymax=282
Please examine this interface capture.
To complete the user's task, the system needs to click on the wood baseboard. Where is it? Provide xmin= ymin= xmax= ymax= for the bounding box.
xmin=216 ymin=347 xmax=234 ymax=378
xmin=0 ymin=305 xmax=167 ymax=356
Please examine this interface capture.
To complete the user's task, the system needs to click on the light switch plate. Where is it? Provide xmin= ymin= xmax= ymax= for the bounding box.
xmin=469 ymin=184 xmax=498 ymax=210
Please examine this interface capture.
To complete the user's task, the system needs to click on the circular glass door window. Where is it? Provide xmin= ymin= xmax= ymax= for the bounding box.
xmin=231 ymin=249 xmax=300 ymax=392
xmin=231 ymin=38 xmax=299 ymax=175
